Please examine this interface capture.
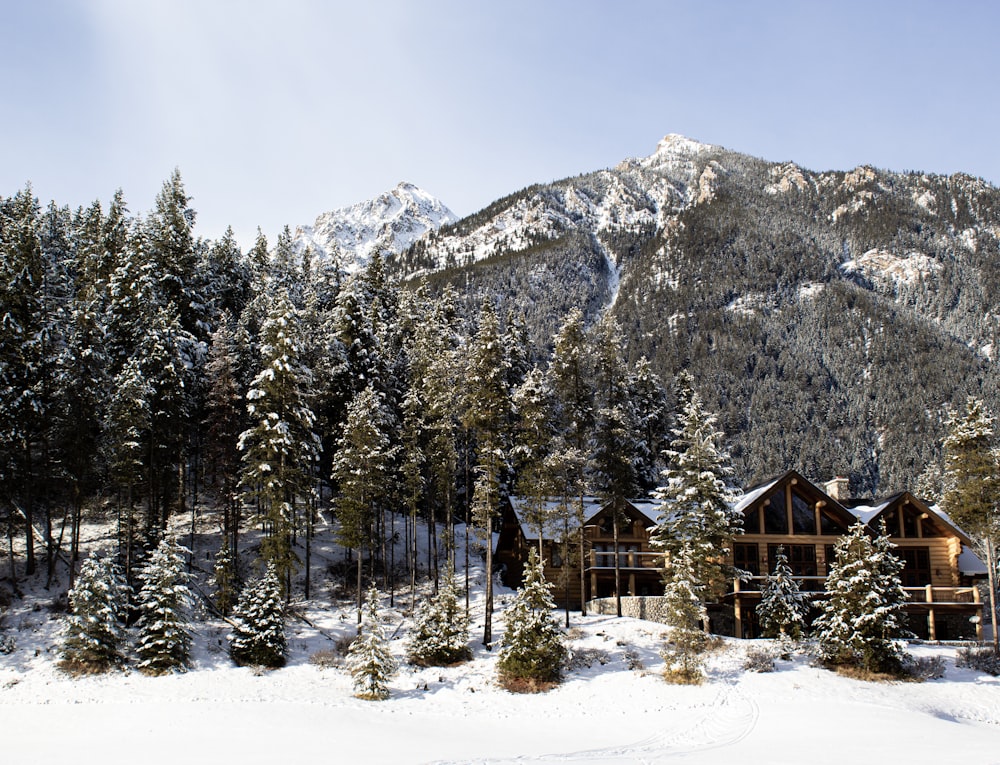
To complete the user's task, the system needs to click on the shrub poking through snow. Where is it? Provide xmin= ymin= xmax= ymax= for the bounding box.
xmin=956 ymin=646 xmax=1000 ymax=676
xmin=497 ymin=548 xmax=567 ymax=692
xmin=61 ymin=554 xmax=129 ymax=673
xmin=347 ymin=586 xmax=397 ymax=700
xmin=813 ymin=521 xmax=910 ymax=675
xmin=744 ymin=645 xmax=777 ymax=673
xmin=407 ymin=568 xmax=470 ymax=666
xmin=135 ymin=538 xmax=194 ymax=675
xmin=229 ymin=563 xmax=286 ymax=668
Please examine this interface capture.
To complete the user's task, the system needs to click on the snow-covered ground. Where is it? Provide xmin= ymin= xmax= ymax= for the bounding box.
xmin=2 ymin=516 xmax=1000 ymax=764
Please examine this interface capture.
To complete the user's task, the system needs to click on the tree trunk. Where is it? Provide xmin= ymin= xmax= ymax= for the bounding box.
xmin=356 ymin=548 xmax=363 ymax=625
xmin=483 ymin=509 xmax=493 ymax=648
xmin=613 ymin=503 xmax=622 ymax=618
xmin=578 ymin=494 xmax=587 ymax=616
xmin=987 ymin=542 xmax=999 ymax=654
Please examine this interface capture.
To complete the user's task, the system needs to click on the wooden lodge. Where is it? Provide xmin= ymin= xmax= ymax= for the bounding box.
xmin=494 ymin=496 xmax=663 ymax=608
xmin=728 ymin=471 xmax=984 ymax=640
xmin=496 ymin=472 xmax=987 ymax=640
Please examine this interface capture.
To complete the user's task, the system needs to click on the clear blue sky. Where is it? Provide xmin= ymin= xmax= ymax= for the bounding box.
xmin=3 ymin=0 xmax=998 ymax=246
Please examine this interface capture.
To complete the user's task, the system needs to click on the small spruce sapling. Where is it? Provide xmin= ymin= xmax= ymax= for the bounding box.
xmin=229 ymin=563 xmax=287 ymax=668
xmin=347 ymin=586 xmax=398 ymax=700
xmin=61 ymin=554 xmax=129 ymax=672
xmin=756 ymin=545 xmax=809 ymax=644
xmin=497 ymin=548 xmax=567 ymax=690
xmin=135 ymin=538 xmax=194 ymax=674
xmin=407 ymin=568 xmax=471 ymax=666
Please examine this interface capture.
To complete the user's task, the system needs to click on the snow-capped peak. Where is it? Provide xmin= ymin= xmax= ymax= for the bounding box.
xmin=637 ymin=133 xmax=720 ymax=184
xmin=293 ymin=182 xmax=458 ymax=272
xmin=651 ymin=133 xmax=716 ymax=159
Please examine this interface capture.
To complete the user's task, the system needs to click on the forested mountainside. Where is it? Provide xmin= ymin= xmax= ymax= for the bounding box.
xmin=397 ymin=135 xmax=1000 ymax=496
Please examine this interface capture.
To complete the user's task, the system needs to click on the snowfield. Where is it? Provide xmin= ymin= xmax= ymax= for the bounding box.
xmin=4 ymin=582 xmax=1000 ymax=764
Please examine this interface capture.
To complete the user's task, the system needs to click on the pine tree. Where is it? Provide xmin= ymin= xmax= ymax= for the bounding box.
xmin=547 ymin=307 xmax=594 ymax=615
xmin=464 ymin=299 xmax=511 ymax=647
xmin=940 ymin=397 xmax=1000 ymax=654
xmin=238 ymin=290 xmax=321 ymax=596
xmin=511 ymin=367 xmax=556 ymax=561
xmin=813 ymin=521 xmax=909 ymax=674
xmin=332 ymin=384 xmax=397 ymax=623
xmin=229 ymin=563 xmax=287 ymax=668
xmin=660 ymin=542 xmax=708 ymax=684
xmin=347 ymin=585 xmax=398 ymax=700
xmin=135 ymin=538 xmax=194 ymax=674
xmin=497 ymin=548 xmax=566 ymax=690
xmin=590 ymin=316 xmax=640 ymax=617
xmin=213 ymin=541 xmax=237 ymax=615
xmin=756 ymin=545 xmax=809 ymax=641
xmin=61 ymin=554 xmax=129 ymax=672
xmin=650 ymin=391 xmax=743 ymax=632
xmin=407 ymin=568 xmax=470 ymax=666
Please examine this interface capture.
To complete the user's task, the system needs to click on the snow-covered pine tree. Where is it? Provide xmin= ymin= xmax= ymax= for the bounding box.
xmin=213 ymin=541 xmax=237 ymax=615
xmin=813 ymin=521 xmax=909 ymax=674
xmin=332 ymin=384 xmax=397 ymax=624
xmin=940 ymin=397 xmax=1000 ymax=654
xmin=546 ymin=308 xmax=594 ymax=616
xmin=660 ymin=542 xmax=708 ymax=684
xmin=407 ymin=568 xmax=471 ymax=666
xmin=463 ymin=298 xmax=511 ymax=647
xmin=590 ymin=315 xmax=640 ymax=618
xmin=650 ymin=390 xmax=743 ymax=632
xmin=61 ymin=554 xmax=129 ymax=672
xmin=229 ymin=563 xmax=286 ymax=668
xmin=238 ymin=290 xmax=321 ymax=597
xmin=497 ymin=548 xmax=567 ymax=691
xmin=347 ymin=585 xmax=398 ymax=700
xmin=511 ymin=366 xmax=556 ymax=562
xmin=135 ymin=537 xmax=194 ymax=674
xmin=756 ymin=545 xmax=809 ymax=641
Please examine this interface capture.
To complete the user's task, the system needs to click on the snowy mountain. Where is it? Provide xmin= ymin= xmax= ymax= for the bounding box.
xmin=293 ymin=181 xmax=457 ymax=272
xmin=396 ymin=133 xmax=1000 ymax=495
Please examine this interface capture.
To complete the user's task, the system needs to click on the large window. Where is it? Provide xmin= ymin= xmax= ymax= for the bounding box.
xmin=764 ymin=490 xmax=788 ymax=534
xmin=769 ymin=544 xmax=817 ymax=577
xmin=820 ymin=511 xmax=849 ymax=535
xmin=791 ymin=493 xmax=816 ymax=534
xmin=899 ymin=547 xmax=931 ymax=587
xmin=734 ymin=543 xmax=760 ymax=590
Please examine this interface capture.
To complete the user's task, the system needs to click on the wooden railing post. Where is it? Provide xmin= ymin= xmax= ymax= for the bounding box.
xmin=925 ymin=585 xmax=936 ymax=641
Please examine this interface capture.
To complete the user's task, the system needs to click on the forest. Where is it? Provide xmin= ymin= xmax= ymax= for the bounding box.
xmin=0 ymin=171 xmax=674 ymax=616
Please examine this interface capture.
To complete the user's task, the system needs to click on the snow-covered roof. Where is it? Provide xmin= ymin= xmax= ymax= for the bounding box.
xmin=508 ymin=496 xmax=658 ymax=541
xmin=731 ymin=477 xmax=781 ymax=514
xmin=959 ymin=546 xmax=988 ymax=576
xmin=844 ymin=498 xmax=894 ymax=526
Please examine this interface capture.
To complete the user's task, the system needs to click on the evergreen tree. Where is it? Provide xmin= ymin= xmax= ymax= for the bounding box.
xmin=546 ymin=307 xmax=594 ymax=615
xmin=213 ymin=541 xmax=237 ymax=616
xmin=756 ymin=545 xmax=809 ymax=640
xmin=332 ymin=385 xmax=397 ymax=623
xmin=628 ymin=356 xmax=670 ymax=492
xmin=135 ymin=538 xmax=194 ymax=674
xmin=347 ymin=585 xmax=398 ymax=700
xmin=497 ymin=548 xmax=566 ymax=689
xmin=650 ymin=391 xmax=743 ymax=632
xmin=407 ymin=568 xmax=470 ymax=666
xmin=61 ymin=554 xmax=128 ymax=671
xmin=229 ymin=563 xmax=286 ymax=668
xmin=238 ymin=290 xmax=321 ymax=596
xmin=590 ymin=316 xmax=640 ymax=617
xmin=813 ymin=521 xmax=909 ymax=674
xmin=464 ymin=299 xmax=511 ymax=647
xmin=660 ymin=542 xmax=708 ymax=684
xmin=940 ymin=397 xmax=1000 ymax=654
xmin=511 ymin=367 xmax=556 ymax=561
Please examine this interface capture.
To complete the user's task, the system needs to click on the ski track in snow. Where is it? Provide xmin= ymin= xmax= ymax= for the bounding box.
xmin=425 ymin=679 xmax=758 ymax=765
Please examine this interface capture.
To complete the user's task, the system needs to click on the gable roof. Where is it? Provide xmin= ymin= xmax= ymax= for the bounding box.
xmin=507 ymin=496 xmax=658 ymax=541
xmin=732 ymin=470 xmax=860 ymax=529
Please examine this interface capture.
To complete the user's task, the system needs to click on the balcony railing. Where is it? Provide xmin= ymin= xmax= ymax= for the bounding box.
xmin=585 ymin=550 xmax=662 ymax=571
xmin=730 ymin=577 xmax=981 ymax=605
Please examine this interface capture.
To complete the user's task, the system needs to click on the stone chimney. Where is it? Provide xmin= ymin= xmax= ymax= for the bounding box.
xmin=824 ymin=476 xmax=850 ymax=501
